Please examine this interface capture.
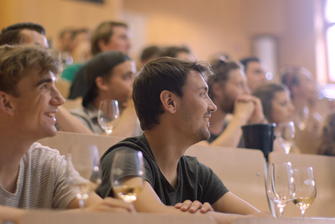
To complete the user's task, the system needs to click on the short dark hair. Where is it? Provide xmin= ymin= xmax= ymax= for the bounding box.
xmin=240 ymin=57 xmax=260 ymax=72
xmin=91 ymin=21 xmax=128 ymax=56
xmin=133 ymin=57 xmax=212 ymax=130
xmin=70 ymin=28 xmax=89 ymax=40
xmin=253 ymin=83 xmax=288 ymax=123
xmin=159 ymin=46 xmax=190 ymax=58
xmin=207 ymin=60 xmax=241 ymax=99
xmin=0 ymin=23 xmax=46 ymax=46
xmin=140 ymin=45 xmax=162 ymax=63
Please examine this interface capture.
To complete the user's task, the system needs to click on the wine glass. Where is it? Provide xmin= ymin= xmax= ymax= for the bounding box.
xmin=291 ymin=167 xmax=317 ymax=217
xmin=98 ymin=99 xmax=120 ymax=136
xmin=277 ymin=121 xmax=296 ymax=154
xmin=66 ymin=145 xmax=101 ymax=209
xmin=266 ymin=162 xmax=295 ymax=217
xmin=111 ymin=149 xmax=145 ymax=203
xmin=295 ymin=106 xmax=309 ymax=130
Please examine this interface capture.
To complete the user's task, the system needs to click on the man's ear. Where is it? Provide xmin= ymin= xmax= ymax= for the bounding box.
xmin=160 ymin=90 xmax=177 ymax=114
xmin=98 ymin=40 xmax=107 ymax=52
xmin=0 ymin=91 xmax=14 ymax=116
xmin=95 ymin=77 xmax=109 ymax=91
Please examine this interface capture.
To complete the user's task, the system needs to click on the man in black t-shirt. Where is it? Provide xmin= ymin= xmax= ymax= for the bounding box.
xmin=97 ymin=57 xmax=271 ymax=224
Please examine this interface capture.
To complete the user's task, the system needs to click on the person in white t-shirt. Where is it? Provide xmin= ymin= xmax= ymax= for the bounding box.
xmin=0 ymin=44 xmax=133 ymax=223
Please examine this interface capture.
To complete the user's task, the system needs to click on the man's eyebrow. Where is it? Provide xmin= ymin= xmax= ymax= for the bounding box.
xmin=35 ymin=77 xmax=53 ymax=87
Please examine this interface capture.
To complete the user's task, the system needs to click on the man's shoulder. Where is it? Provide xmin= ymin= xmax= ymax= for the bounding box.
xmin=101 ymin=135 xmax=148 ymax=161
xmin=24 ymin=142 xmax=63 ymax=168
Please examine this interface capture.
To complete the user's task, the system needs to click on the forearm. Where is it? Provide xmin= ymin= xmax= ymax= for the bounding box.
xmin=109 ymin=107 xmax=137 ymax=137
xmin=210 ymin=116 xmax=247 ymax=147
xmin=0 ymin=206 xmax=26 ymax=224
xmin=56 ymin=106 xmax=93 ymax=134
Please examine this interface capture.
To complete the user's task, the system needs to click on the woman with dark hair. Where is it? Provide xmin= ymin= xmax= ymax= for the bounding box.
xmin=253 ymin=83 xmax=300 ymax=153
xmin=318 ymin=111 xmax=335 ymax=156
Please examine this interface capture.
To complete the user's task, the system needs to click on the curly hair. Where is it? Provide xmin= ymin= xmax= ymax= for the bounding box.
xmin=317 ymin=111 xmax=335 ymax=156
xmin=0 ymin=44 xmax=61 ymax=96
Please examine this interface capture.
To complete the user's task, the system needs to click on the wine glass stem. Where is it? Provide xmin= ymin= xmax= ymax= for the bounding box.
xmin=79 ymin=199 xmax=85 ymax=209
xmin=301 ymin=209 xmax=305 ymax=218
xmin=106 ymin=130 xmax=112 ymax=137
xmin=279 ymin=207 xmax=284 ymax=218
xmin=284 ymin=146 xmax=290 ymax=154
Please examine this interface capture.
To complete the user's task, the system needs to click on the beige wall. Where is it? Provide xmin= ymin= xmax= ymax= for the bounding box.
xmin=124 ymin=0 xmax=320 ymax=79
xmin=124 ymin=0 xmax=251 ymax=61
xmin=0 ymin=0 xmax=324 ymax=80
xmin=0 ymin=0 xmax=123 ymax=49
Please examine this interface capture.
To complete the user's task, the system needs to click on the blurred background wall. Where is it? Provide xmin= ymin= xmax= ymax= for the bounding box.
xmin=0 ymin=0 xmax=327 ymax=82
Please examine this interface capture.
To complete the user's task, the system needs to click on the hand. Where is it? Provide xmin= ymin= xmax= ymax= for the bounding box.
xmin=174 ymin=200 xmax=214 ymax=213
xmin=237 ymin=95 xmax=265 ymax=124
xmin=233 ymin=95 xmax=255 ymax=124
xmin=85 ymin=197 xmax=135 ymax=213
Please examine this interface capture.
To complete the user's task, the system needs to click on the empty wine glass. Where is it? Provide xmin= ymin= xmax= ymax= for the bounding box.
xmin=98 ymin=99 xmax=120 ymax=136
xmin=292 ymin=167 xmax=317 ymax=217
xmin=295 ymin=106 xmax=309 ymax=130
xmin=277 ymin=121 xmax=296 ymax=154
xmin=66 ymin=145 xmax=101 ymax=209
xmin=111 ymin=149 xmax=145 ymax=203
xmin=266 ymin=162 xmax=295 ymax=217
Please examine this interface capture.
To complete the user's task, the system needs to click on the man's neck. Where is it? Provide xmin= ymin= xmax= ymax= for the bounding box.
xmin=208 ymin=105 xmax=227 ymax=135
xmin=144 ymin=126 xmax=194 ymax=188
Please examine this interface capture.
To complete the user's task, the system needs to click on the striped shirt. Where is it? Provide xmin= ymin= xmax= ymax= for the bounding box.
xmin=0 ymin=143 xmax=77 ymax=209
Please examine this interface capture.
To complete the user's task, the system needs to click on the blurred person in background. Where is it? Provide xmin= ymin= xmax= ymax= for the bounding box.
xmin=0 ymin=22 xmax=48 ymax=48
xmin=317 ymin=111 xmax=335 ymax=156
xmin=281 ymin=65 xmax=324 ymax=132
xmin=201 ymin=59 xmax=266 ymax=148
xmin=159 ymin=46 xmax=195 ymax=61
xmin=71 ymin=51 xmax=141 ymax=137
xmin=253 ymin=83 xmax=300 ymax=153
xmin=138 ymin=45 xmax=162 ymax=69
xmin=61 ymin=28 xmax=92 ymax=82
xmin=240 ymin=57 xmax=267 ymax=93
xmin=69 ymin=21 xmax=131 ymax=100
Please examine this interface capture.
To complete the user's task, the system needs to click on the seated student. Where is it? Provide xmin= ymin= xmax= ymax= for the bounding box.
xmin=0 ymin=22 xmax=93 ymax=135
xmin=96 ymin=57 xmax=272 ymax=224
xmin=317 ymin=111 xmax=335 ymax=156
xmin=281 ymin=65 xmax=324 ymax=132
xmin=201 ymin=59 xmax=265 ymax=147
xmin=71 ymin=51 xmax=141 ymax=137
xmin=0 ymin=45 xmax=133 ymax=223
xmin=253 ymin=83 xmax=299 ymax=153
xmin=240 ymin=57 xmax=267 ymax=93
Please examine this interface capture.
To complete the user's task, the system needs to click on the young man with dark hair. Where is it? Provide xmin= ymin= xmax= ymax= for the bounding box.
xmin=69 ymin=21 xmax=131 ymax=99
xmin=0 ymin=22 xmax=48 ymax=48
xmin=240 ymin=57 xmax=267 ymax=93
xmin=96 ymin=57 xmax=271 ymax=224
xmin=71 ymin=51 xmax=140 ymax=137
xmin=202 ymin=60 xmax=265 ymax=147
xmin=0 ymin=45 xmax=133 ymax=223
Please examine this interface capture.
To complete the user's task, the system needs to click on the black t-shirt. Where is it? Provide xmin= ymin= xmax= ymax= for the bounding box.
xmin=68 ymin=65 xmax=87 ymax=99
xmin=96 ymin=134 xmax=229 ymax=205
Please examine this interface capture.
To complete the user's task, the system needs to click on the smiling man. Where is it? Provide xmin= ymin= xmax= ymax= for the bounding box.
xmin=0 ymin=45 xmax=133 ymax=223
xmin=96 ymin=57 xmax=271 ymax=224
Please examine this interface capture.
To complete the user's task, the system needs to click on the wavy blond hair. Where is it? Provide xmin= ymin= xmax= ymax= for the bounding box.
xmin=0 ymin=44 xmax=61 ymax=96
